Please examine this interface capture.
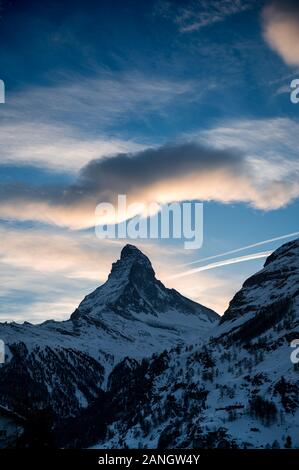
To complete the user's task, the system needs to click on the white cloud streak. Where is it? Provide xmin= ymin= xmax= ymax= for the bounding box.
xmin=176 ymin=231 xmax=299 ymax=267
xmin=159 ymin=0 xmax=256 ymax=32
xmin=0 ymin=71 xmax=202 ymax=172
xmin=169 ymin=251 xmax=272 ymax=279
xmin=0 ymin=122 xmax=144 ymax=172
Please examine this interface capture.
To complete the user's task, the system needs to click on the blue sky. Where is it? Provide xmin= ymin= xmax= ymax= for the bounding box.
xmin=0 ymin=0 xmax=299 ymax=321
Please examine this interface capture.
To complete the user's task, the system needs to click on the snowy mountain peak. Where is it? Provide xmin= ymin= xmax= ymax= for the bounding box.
xmin=108 ymin=244 xmax=155 ymax=285
xmin=120 ymin=244 xmax=148 ymax=261
xmin=74 ymin=244 xmax=218 ymax=326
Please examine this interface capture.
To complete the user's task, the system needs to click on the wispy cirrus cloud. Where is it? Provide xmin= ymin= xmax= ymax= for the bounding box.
xmin=0 ymin=71 xmax=207 ymax=172
xmin=0 ymin=122 xmax=143 ymax=172
xmin=4 ymin=72 xmax=199 ymax=130
xmin=0 ymin=225 xmax=115 ymax=281
xmin=158 ymin=0 xmax=256 ymax=32
xmin=7 ymin=70 xmax=200 ymax=126
xmin=198 ymin=117 xmax=299 ymax=154
xmin=198 ymin=117 xmax=299 ymax=182
xmin=262 ymin=0 xmax=299 ymax=67
xmin=0 ymin=261 xmax=91 ymax=323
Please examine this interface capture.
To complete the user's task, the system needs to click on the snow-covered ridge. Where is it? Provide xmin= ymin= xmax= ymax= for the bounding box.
xmin=220 ymin=238 xmax=299 ymax=326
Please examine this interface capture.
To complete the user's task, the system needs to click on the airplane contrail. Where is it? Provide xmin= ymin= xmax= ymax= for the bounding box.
xmin=176 ymin=231 xmax=299 ymax=268
xmin=169 ymin=251 xmax=272 ymax=280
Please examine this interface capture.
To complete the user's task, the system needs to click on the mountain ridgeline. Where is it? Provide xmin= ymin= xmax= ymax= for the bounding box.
xmin=0 ymin=245 xmax=218 ymax=420
xmin=0 ymin=240 xmax=299 ymax=449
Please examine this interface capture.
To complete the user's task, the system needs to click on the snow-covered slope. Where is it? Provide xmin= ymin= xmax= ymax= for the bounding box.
xmin=91 ymin=239 xmax=299 ymax=449
xmin=2 ymin=239 xmax=298 ymax=449
xmin=0 ymin=244 xmax=218 ymax=418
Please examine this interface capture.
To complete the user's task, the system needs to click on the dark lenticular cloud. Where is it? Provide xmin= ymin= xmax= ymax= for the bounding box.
xmin=76 ymin=142 xmax=244 ymax=194
xmin=0 ymin=140 xmax=298 ymax=228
